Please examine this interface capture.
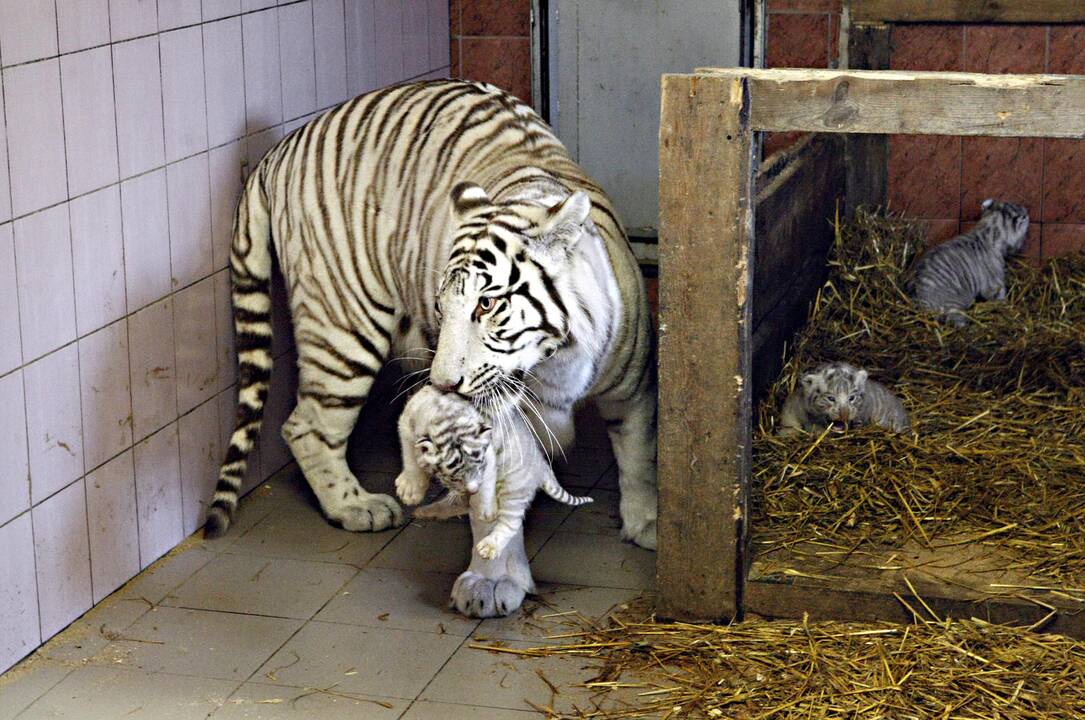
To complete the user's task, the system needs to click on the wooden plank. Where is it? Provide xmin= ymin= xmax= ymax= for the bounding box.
xmin=657 ymin=73 xmax=754 ymax=621
xmin=746 ymin=579 xmax=1085 ymax=639
xmin=689 ymin=68 xmax=1085 ymax=138
xmin=751 ymin=133 xmax=843 ymax=401
xmin=844 ymin=24 xmax=890 ymax=216
xmin=852 ymin=0 xmax=1085 ymax=24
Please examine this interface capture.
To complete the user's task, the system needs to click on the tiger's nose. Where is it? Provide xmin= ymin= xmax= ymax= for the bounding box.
xmin=431 ymin=377 xmax=463 ymax=394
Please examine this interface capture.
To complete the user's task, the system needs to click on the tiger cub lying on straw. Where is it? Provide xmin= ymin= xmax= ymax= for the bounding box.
xmin=779 ymin=362 xmax=909 ymax=435
xmin=908 ymin=199 xmax=1030 ymax=327
xmin=395 ymin=385 xmax=592 ymax=560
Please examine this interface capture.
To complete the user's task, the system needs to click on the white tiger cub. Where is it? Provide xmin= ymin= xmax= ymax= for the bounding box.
xmin=909 ymin=199 xmax=1030 ymax=327
xmin=395 ymin=385 xmax=592 ymax=561
xmin=779 ymin=362 xmax=909 ymax=435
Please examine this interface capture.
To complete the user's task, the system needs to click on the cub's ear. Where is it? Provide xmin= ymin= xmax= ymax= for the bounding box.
xmin=981 ymin=198 xmax=995 ymax=211
xmin=854 ymin=369 xmax=869 ymax=386
xmin=534 ymin=191 xmax=592 ymax=255
xmin=801 ymin=373 xmax=817 ymax=389
xmin=450 ymin=182 xmax=491 ymax=220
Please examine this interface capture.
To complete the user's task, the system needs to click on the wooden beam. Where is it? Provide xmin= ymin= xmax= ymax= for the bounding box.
xmin=690 ymin=68 xmax=1085 ymax=138
xmin=844 ymin=24 xmax=890 ymax=216
xmin=657 ymin=73 xmax=754 ymax=621
xmin=852 ymin=0 xmax=1085 ymax=24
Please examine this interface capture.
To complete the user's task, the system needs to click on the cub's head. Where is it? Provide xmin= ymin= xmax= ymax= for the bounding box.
xmin=407 ymin=388 xmax=491 ymax=491
xmin=801 ymin=362 xmax=868 ymax=429
xmin=979 ymin=199 xmax=1030 ymax=255
xmin=430 ymin=182 xmax=593 ymax=405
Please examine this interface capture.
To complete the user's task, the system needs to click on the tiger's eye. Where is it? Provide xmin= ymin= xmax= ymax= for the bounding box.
xmin=478 ymin=297 xmax=495 ymax=312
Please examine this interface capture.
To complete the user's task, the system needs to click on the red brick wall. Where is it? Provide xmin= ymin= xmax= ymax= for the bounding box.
xmin=765 ymin=1 xmax=1085 ymax=258
xmin=449 ymin=0 xmax=532 ymax=104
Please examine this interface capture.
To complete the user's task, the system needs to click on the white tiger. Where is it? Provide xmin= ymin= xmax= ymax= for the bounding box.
xmin=206 ymin=80 xmax=657 ymax=618
xmin=395 ymin=385 xmax=592 ymax=592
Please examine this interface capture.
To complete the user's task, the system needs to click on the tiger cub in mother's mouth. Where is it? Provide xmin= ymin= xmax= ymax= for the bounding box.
xmin=909 ymin=199 xmax=1030 ymax=327
xmin=779 ymin=362 xmax=909 ymax=435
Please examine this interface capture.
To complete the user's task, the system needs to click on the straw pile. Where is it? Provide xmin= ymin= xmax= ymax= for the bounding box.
xmin=485 ymin=598 xmax=1085 ymax=719
xmin=753 ymin=209 xmax=1085 ymax=592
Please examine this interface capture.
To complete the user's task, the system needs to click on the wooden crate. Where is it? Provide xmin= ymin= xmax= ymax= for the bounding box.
xmin=656 ymin=65 xmax=1085 ymax=636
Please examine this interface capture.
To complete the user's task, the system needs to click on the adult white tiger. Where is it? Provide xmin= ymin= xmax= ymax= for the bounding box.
xmin=205 ymin=79 xmax=657 ymax=616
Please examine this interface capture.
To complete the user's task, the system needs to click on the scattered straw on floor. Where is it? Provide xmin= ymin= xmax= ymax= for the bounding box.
xmin=481 ymin=598 xmax=1085 ymax=719
xmin=752 ymin=209 xmax=1085 ymax=594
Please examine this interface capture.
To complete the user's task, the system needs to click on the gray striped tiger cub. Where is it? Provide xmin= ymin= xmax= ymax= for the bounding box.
xmin=395 ymin=385 xmax=592 ymax=568
xmin=207 ymin=80 xmax=656 ymax=618
xmin=909 ymin=199 xmax=1030 ymax=326
xmin=779 ymin=362 xmax=909 ymax=435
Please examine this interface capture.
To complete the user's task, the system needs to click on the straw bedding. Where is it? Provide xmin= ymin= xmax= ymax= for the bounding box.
xmin=752 ymin=210 xmax=1085 ymax=594
xmin=484 ymin=597 xmax=1085 ymax=719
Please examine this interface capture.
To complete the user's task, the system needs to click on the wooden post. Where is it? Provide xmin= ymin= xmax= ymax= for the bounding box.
xmin=657 ymin=74 xmax=755 ymax=621
xmin=852 ymin=0 xmax=1085 ymax=24
xmin=844 ymin=22 xmax=891 ymax=217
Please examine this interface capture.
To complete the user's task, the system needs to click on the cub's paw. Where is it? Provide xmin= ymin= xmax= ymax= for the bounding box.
xmin=474 ymin=536 xmax=500 ymax=559
xmin=394 ymin=472 xmax=427 ymax=506
xmin=450 ymin=571 xmax=528 ymax=618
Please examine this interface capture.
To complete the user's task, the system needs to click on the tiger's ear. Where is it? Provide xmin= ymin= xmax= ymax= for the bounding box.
xmin=801 ymin=373 xmax=817 ymax=389
xmin=534 ymin=191 xmax=592 ymax=255
xmin=981 ymin=198 xmax=995 ymax=211
xmin=450 ymin=182 xmax=491 ymax=220
xmin=854 ymin=369 xmax=869 ymax=386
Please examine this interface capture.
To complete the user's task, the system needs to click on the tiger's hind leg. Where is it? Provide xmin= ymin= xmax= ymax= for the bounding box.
xmin=283 ymin=337 xmax=406 ymax=533
xmin=597 ymin=388 xmax=658 ymax=551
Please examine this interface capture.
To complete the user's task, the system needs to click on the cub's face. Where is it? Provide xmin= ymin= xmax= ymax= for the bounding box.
xmin=801 ymin=363 xmax=868 ymax=429
xmin=429 ymin=183 xmax=592 ymax=408
xmin=980 ymin=199 xmax=1030 ymax=255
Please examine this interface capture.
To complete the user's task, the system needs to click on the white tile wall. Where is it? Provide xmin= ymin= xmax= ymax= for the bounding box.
xmin=0 ymin=371 xmax=29 ymax=527
xmin=23 ymin=344 xmax=84 ymax=505
xmin=0 ymin=514 xmax=39 ymax=673
xmin=56 ymin=0 xmax=111 ymax=53
xmin=60 ymin=47 xmax=120 ymax=197
xmin=133 ymin=425 xmax=183 ymax=567
xmin=85 ymin=450 xmax=140 ymax=602
xmin=14 ymin=205 xmax=76 ymax=360
xmin=0 ymin=0 xmax=454 ymax=675
xmin=0 ymin=0 xmax=59 ymax=66
xmin=70 ymin=186 xmax=127 ymax=335
xmin=32 ymin=479 xmax=93 ymax=639
xmin=5 ymin=60 xmax=67 ymax=217
xmin=78 ymin=320 xmax=133 ymax=471
xmin=0 ymin=224 xmax=21 ymax=375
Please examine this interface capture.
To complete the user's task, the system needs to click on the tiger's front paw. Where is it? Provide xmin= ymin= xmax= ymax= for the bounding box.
xmin=394 ymin=472 xmax=427 ymax=506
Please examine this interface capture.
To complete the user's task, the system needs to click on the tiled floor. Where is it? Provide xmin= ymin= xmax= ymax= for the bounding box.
xmin=0 ymin=415 xmax=654 ymax=719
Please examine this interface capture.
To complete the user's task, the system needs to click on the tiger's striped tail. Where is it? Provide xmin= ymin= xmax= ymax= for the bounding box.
xmin=540 ymin=476 xmax=593 ymax=508
xmin=205 ymin=169 xmax=275 ymax=538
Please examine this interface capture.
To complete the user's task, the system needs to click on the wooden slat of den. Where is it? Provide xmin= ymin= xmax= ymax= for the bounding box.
xmin=851 ymin=0 xmax=1085 ymax=24
xmin=689 ymin=68 xmax=1085 ymax=139
xmin=843 ymin=23 xmax=891 ymax=216
xmin=751 ymin=133 xmax=844 ymax=401
xmin=657 ymin=73 xmax=755 ymax=622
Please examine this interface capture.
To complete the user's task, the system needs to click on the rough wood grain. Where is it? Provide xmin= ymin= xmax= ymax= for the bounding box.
xmin=844 ymin=24 xmax=890 ymax=216
xmin=752 ymin=134 xmax=843 ymax=400
xmin=691 ymin=68 xmax=1085 ymax=138
xmin=657 ymin=73 xmax=754 ymax=621
xmin=852 ymin=0 xmax=1085 ymax=24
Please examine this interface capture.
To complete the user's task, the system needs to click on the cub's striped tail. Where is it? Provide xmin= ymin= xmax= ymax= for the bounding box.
xmin=540 ymin=476 xmax=593 ymax=508
xmin=205 ymin=169 xmax=275 ymax=538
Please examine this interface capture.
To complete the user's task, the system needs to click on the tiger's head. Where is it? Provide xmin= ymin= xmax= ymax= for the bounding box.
xmin=801 ymin=362 xmax=868 ymax=430
xmin=430 ymin=182 xmax=593 ymax=406
xmin=979 ymin=198 xmax=1030 ymax=256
